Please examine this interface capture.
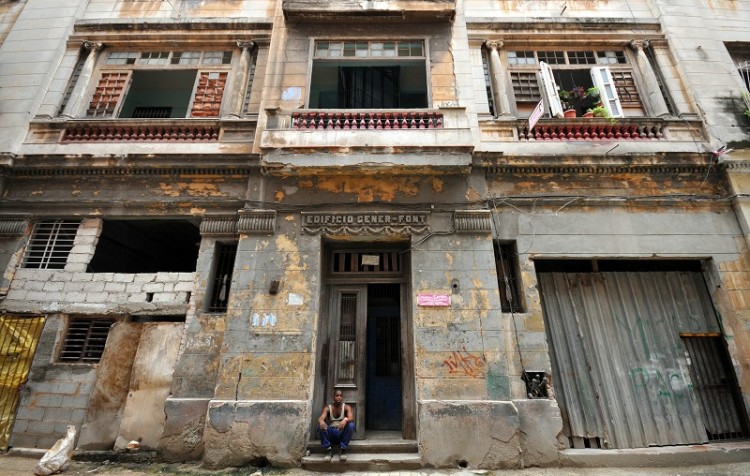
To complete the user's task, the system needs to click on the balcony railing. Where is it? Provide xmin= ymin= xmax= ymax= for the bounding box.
xmin=62 ymin=123 xmax=220 ymax=142
xmin=518 ymin=120 xmax=666 ymax=141
xmin=292 ymin=111 xmax=443 ymax=130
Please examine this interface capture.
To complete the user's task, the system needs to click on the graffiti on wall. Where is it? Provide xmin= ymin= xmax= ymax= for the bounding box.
xmin=442 ymin=347 xmax=485 ymax=378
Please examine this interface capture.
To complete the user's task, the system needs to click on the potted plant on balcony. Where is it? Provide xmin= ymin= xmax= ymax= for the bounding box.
xmin=586 ymin=102 xmax=617 ymax=124
xmin=559 ymin=86 xmax=600 ymax=118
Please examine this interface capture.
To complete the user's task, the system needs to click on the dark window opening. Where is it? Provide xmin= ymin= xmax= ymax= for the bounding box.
xmin=59 ymin=318 xmax=114 ymax=363
xmin=681 ymin=335 xmax=749 ymax=441
xmin=130 ymin=315 xmax=186 ymax=323
xmin=119 ymin=70 xmax=197 ymax=119
xmin=369 ymin=283 xmax=401 ymax=378
xmin=534 ymin=259 xmax=703 ymax=273
xmin=22 ymin=220 xmax=80 ymax=270
xmin=494 ymin=241 xmax=524 ymax=313
xmin=132 ymin=106 xmax=172 ymax=118
xmin=87 ymin=219 xmax=200 ymax=273
xmin=206 ymin=242 xmax=237 ymax=313
xmin=310 ymin=63 xmax=427 ymax=109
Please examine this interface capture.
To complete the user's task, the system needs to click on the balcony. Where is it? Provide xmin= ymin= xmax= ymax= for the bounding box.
xmin=282 ymin=0 xmax=455 ymax=23
xmin=20 ymin=118 xmax=257 ymax=158
xmin=261 ymin=107 xmax=473 ymax=173
xmin=478 ymin=116 xmax=706 ymax=156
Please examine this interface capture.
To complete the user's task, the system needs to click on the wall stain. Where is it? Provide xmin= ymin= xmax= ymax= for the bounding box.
xmin=312 ymin=176 xmax=421 ymax=202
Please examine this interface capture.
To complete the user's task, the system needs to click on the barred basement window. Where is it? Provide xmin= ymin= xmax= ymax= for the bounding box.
xmin=206 ymin=242 xmax=237 ymax=313
xmin=59 ymin=318 xmax=114 ymax=363
xmin=494 ymin=241 xmax=524 ymax=313
xmin=22 ymin=220 xmax=80 ymax=269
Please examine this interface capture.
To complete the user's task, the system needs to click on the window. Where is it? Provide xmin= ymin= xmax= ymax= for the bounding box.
xmin=728 ymin=45 xmax=750 ymax=91
xmin=59 ymin=318 xmax=114 ymax=363
xmin=87 ymin=219 xmax=200 ymax=273
xmin=22 ymin=220 xmax=80 ymax=270
xmin=494 ymin=242 xmax=523 ymax=313
xmin=309 ymin=40 xmax=428 ymax=109
xmin=506 ymin=49 xmax=643 ymax=118
xmin=86 ymin=50 xmax=232 ymax=119
xmin=206 ymin=242 xmax=237 ymax=313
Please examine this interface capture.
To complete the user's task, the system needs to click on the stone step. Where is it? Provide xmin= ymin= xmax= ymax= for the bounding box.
xmin=301 ymin=451 xmax=423 ymax=472
xmin=306 ymin=438 xmax=418 ymax=454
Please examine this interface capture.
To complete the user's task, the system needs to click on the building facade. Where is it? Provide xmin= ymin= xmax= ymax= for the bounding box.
xmin=1 ymin=0 xmax=750 ymax=469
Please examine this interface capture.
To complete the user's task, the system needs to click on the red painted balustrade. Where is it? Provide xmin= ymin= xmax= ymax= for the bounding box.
xmin=62 ymin=124 xmax=220 ymax=142
xmin=518 ymin=122 xmax=665 ymax=141
xmin=292 ymin=111 xmax=444 ymax=130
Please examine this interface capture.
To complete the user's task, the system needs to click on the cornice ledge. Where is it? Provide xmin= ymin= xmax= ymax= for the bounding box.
xmin=238 ymin=209 xmax=276 ymax=235
xmin=454 ymin=210 xmax=493 ymax=234
xmin=8 ymin=165 xmax=257 ymax=178
xmin=465 ymin=17 xmax=662 ymax=30
xmin=483 ymin=163 xmax=715 ymax=175
xmin=200 ymin=215 xmax=239 ymax=237
xmin=74 ymin=18 xmax=274 ymax=32
xmin=0 ymin=216 xmax=31 ymax=237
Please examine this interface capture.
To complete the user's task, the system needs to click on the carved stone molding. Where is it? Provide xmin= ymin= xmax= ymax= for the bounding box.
xmin=83 ymin=41 xmax=104 ymax=52
xmin=0 ymin=217 xmax=30 ymax=237
xmin=484 ymin=40 xmax=504 ymax=51
xmin=629 ymin=39 xmax=650 ymax=51
xmin=301 ymin=212 xmax=430 ymax=236
xmin=237 ymin=40 xmax=257 ymax=50
xmin=200 ymin=216 xmax=238 ymax=237
xmin=238 ymin=209 xmax=276 ymax=234
xmin=454 ymin=210 xmax=493 ymax=233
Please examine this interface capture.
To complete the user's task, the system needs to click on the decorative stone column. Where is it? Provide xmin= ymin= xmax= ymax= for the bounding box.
xmin=630 ymin=40 xmax=670 ymax=117
xmin=484 ymin=40 xmax=512 ymax=117
xmin=227 ymin=40 xmax=257 ymax=118
xmin=61 ymin=41 xmax=103 ymax=119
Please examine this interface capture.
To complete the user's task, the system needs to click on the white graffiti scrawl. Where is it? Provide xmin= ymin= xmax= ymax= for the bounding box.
xmin=252 ymin=312 xmax=278 ymax=327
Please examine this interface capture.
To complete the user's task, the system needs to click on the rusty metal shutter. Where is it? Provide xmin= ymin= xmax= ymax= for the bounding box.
xmin=538 ymin=269 xmax=727 ymax=449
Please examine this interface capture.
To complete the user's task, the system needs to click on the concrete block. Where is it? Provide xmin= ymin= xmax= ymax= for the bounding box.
xmin=515 ymin=399 xmax=564 ymax=468
xmin=203 ymin=400 xmax=308 ymax=468
xmin=43 ymin=407 xmax=73 ymax=422
xmin=143 ymin=283 xmax=165 ymax=293
xmin=103 ymin=282 xmax=126 ymax=292
xmin=418 ymin=400 xmax=522 ymax=469
xmin=159 ymin=397 xmax=210 ymax=462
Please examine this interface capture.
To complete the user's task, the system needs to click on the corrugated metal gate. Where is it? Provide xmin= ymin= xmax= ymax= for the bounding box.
xmin=538 ymin=265 xmax=747 ymax=449
xmin=0 ymin=315 xmax=45 ymax=450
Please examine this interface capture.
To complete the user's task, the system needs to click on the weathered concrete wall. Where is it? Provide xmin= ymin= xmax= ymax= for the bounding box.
xmin=83 ymin=0 xmax=275 ymax=20
xmin=203 ymin=400 xmax=308 ymax=468
xmin=418 ymin=400 xmax=522 ymax=469
xmin=77 ymin=321 xmax=141 ymax=450
xmin=464 ymin=0 xmax=655 ymax=19
xmin=114 ymin=322 xmax=183 ymax=451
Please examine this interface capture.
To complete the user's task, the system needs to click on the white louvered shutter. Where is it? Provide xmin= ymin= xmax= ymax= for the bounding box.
xmin=591 ymin=66 xmax=623 ymax=118
xmin=539 ymin=61 xmax=563 ymax=118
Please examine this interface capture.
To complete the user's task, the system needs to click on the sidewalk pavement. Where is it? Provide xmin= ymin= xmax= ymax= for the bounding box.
xmin=3 ymin=454 xmax=750 ymax=476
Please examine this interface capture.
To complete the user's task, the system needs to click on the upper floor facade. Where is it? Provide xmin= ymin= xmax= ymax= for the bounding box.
xmin=0 ymin=0 xmax=748 ymax=171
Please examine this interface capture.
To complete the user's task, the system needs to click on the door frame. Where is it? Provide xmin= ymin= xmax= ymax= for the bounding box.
xmin=312 ymin=241 xmax=415 ymax=439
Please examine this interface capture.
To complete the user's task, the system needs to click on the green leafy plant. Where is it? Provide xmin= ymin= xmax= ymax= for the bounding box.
xmin=742 ymin=91 xmax=750 ymax=118
xmin=587 ymin=103 xmax=617 ymax=124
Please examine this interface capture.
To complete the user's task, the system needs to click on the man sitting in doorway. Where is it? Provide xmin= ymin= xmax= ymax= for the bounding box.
xmin=317 ymin=389 xmax=355 ymax=462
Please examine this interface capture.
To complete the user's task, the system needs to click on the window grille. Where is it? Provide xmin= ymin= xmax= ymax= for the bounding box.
xmin=494 ymin=242 xmax=523 ymax=313
xmin=337 ymin=292 xmax=357 ymax=383
xmin=315 ymin=40 xmax=425 ymax=59
xmin=331 ymin=251 xmax=401 ymax=275
xmin=207 ymin=242 xmax=237 ymax=313
xmin=59 ymin=47 xmax=87 ymax=115
xmin=59 ymin=318 xmax=114 ymax=363
xmin=481 ymin=51 xmax=495 ymax=116
xmin=22 ymin=220 xmax=80 ymax=270
xmin=242 ymin=49 xmax=259 ymax=114
xmin=107 ymin=50 xmax=232 ymax=66
xmin=132 ymin=106 xmax=172 ymax=118
xmin=510 ymin=71 xmax=541 ymax=103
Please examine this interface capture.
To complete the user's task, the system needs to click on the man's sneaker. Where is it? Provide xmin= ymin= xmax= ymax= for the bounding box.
xmin=324 ymin=448 xmax=332 ymax=462
xmin=339 ymin=448 xmax=347 ymax=462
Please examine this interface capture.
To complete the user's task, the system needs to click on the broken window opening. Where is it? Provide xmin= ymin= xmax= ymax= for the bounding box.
xmin=494 ymin=241 xmax=524 ymax=313
xmin=58 ymin=318 xmax=114 ymax=363
xmin=22 ymin=220 xmax=81 ymax=270
xmin=206 ymin=242 xmax=237 ymax=313
xmin=87 ymin=219 xmax=200 ymax=273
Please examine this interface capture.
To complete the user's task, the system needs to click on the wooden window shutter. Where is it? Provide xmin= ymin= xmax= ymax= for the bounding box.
xmin=86 ymin=71 xmax=131 ymax=118
xmin=190 ymin=71 xmax=227 ymax=117
xmin=539 ymin=61 xmax=563 ymax=118
xmin=610 ymin=70 xmax=642 ymax=107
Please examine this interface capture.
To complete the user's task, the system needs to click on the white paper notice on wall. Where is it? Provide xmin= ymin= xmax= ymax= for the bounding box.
xmin=288 ymin=293 xmax=304 ymax=306
xmin=361 ymin=254 xmax=380 ymax=266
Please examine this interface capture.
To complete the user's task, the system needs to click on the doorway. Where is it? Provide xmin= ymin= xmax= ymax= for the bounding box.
xmin=314 ymin=245 xmax=415 ymax=439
